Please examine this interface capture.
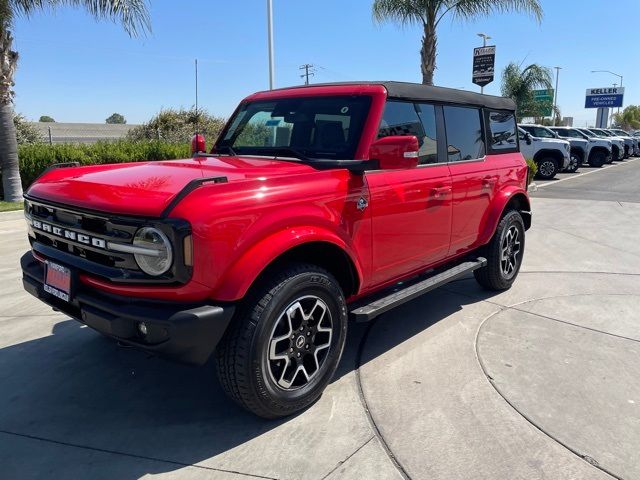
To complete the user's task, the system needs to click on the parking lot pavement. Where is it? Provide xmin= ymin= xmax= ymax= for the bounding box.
xmin=1 ymin=160 xmax=640 ymax=480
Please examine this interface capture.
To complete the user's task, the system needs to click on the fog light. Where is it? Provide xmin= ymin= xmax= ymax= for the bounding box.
xmin=138 ymin=322 xmax=148 ymax=336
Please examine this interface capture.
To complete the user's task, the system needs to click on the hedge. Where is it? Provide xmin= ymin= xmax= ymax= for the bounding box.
xmin=17 ymin=140 xmax=190 ymax=190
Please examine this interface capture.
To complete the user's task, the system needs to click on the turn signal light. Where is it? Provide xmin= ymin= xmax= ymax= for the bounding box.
xmin=183 ymin=235 xmax=193 ymax=266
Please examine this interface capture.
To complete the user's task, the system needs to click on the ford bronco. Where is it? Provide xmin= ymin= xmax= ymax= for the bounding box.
xmin=21 ymin=82 xmax=531 ymax=418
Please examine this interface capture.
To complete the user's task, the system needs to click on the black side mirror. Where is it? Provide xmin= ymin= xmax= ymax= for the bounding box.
xmin=525 ymin=133 xmax=532 ymax=145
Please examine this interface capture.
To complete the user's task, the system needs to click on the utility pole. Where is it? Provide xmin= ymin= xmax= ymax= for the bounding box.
xmin=267 ymin=0 xmax=275 ymax=89
xmin=299 ymin=64 xmax=315 ymax=85
xmin=553 ymin=66 xmax=561 ymax=126
xmin=476 ymin=33 xmax=491 ymax=94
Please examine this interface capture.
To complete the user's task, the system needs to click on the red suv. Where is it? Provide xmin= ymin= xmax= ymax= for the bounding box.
xmin=21 ymin=82 xmax=531 ymax=418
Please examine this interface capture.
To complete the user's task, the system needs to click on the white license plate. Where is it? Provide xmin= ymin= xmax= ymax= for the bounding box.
xmin=44 ymin=261 xmax=72 ymax=302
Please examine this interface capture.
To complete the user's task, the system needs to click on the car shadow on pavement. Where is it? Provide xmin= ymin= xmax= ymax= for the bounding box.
xmin=0 ymin=276 xmax=499 ymax=479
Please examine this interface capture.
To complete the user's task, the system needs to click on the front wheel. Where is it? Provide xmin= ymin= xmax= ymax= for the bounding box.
xmin=215 ymin=264 xmax=348 ymax=418
xmin=474 ymin=210 xmax=525 ymax=291
xmin=535 ymin=157 xmax=558 ymax=180
xmin=565 ymin=152 xmax=581 ymax=173
xmin=588 ymin=151 xmax=606 ymax=168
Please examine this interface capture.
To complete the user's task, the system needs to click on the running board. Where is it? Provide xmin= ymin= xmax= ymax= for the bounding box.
xmin=349 ymin=257 xmax=487 ymax=322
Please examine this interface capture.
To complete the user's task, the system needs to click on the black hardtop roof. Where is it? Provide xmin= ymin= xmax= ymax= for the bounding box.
xmin=270 ymin=81 xmax=516 ymax=111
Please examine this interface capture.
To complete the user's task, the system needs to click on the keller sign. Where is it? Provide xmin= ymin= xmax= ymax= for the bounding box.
xmin=472 ymin=46 xmax=496 ymax=88
xmin=585 ymin=87 xmax=625 ymax=108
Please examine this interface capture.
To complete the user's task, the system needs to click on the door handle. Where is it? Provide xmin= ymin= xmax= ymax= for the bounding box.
xmin=432 ymin=186 xmax=452 ymax=199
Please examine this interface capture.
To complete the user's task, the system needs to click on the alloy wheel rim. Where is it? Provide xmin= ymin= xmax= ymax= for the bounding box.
xmin=540 ymin=161 xmax=554 ymax=177
xmin=500 ymin=225 xmax=521 ymax=279
xmin=267 ymin=295 xmax=333 ymax=390
xmin=570 ymin=155 xmax=579 ymax=171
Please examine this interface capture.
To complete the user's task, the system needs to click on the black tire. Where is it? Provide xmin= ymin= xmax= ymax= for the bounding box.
xmin=588 ymin=150 xmax=606 ymax=168
xmin=474 ymin=210 xmax=525 ymax=291
xmin=535 ymin=157 xmax=558 ymax=180
xmin=611 ymin=147 xmax=620 ymax=162
xmin=215 ymin=263 xmax=348 ymax=418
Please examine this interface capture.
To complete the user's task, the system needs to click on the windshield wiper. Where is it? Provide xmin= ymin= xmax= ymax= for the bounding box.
xmin=215 ymin=145 xmax=237 ymax=156
xmin=272 ymin=147 xmax=312 ymax=162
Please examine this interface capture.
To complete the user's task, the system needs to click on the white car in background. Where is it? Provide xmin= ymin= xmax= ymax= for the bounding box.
xmin=607 ymin=128 xmax=639 ymax=156
xmin=587 ymin=128 xmax=627 ymax=160
xmin=518 ymin=126 xmax=570 ymax=180
xmin=550 ymin=126 xmax=612 ymax=168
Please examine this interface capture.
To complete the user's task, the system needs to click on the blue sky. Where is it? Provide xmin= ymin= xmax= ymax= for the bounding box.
xmin=13 ymin=0 xmax=640 ymax=127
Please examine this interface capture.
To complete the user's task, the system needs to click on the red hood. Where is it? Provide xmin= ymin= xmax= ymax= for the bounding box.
xmin=27 ymin=156 xmax=316 ymax=217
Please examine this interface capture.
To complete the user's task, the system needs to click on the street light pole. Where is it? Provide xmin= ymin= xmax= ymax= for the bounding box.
xmin=476 ymin=33 xmax=491 ymax=94
xmin=267 ymin=0 xmax=275 ymax=90
xmin=553 ymin=66 xmax=561 ymax=126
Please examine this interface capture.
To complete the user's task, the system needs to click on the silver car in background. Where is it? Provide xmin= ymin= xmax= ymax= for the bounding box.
xmin=550 ymin=126 xmax=611 ymax=168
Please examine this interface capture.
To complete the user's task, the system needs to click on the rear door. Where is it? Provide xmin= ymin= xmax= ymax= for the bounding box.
xmin=444 ymin=105 xmax=493 ymax=256
xmin=366 ymin=100 xmax=452 ymax=285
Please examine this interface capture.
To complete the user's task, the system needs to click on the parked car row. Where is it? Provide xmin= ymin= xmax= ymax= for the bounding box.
xmin=518 ymin=124 xmax=639 ymax=180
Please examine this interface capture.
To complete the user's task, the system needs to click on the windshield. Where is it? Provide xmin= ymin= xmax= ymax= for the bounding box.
xmin=613 ymin=130 xmax=628 ymax=136
xmin=521 ymin=125 xmax=555 ymax=138
xmin=215 ymin=95 xmax=372 ymax=161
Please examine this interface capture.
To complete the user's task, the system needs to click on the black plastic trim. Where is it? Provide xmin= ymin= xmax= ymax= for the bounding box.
xmin=21 ymin=251 xmax=235 ymax=365
xmin=160 ymin=176 xmax=228 ymax=218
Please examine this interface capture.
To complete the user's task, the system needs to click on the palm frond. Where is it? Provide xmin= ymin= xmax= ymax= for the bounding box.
xmin=8 ymin=0 xmax=150 ymax=36
xmin=372 ymin=0 xmax=429 ymax=26
xmin=446 ymin=0 xmax=542 ymax=23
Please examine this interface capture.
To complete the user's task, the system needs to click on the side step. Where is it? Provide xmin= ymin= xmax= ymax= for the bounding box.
xmin=349 ymin=257 xmax=487 ymax=322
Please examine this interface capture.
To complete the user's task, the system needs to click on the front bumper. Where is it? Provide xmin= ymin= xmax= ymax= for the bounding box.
xmin=21 ymin=251 xmax=235 ymax=365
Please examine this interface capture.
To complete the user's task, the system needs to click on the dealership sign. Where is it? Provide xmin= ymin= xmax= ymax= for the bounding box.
xmin=585 ymin=87 xmax=624 ymax=108
xmin=472 ymin=46 xmax=496 ymax=87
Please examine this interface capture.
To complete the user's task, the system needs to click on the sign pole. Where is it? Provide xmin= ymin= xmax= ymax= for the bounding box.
xmin=552 ymin=67 xmax=561 ymax=126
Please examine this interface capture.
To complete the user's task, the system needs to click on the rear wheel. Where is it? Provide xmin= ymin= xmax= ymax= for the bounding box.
xmin=535 ymin=157 xmax=558 ymax=180
xmin=474 ymin=210 xmax=525 ymax=291
xmin=215 ymin=264 xmax=348 ymax=418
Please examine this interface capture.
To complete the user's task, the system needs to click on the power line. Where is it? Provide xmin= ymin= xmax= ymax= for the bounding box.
xmin=299 ymin=64 xmax=315 ymax=85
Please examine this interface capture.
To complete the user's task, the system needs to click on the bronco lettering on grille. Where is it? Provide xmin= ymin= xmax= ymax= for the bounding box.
xmin=30 ymin=219 xmax=107 ymax=249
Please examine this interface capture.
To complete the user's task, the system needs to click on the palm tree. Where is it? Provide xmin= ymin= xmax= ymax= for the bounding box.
xmin=372 ymin=0 xmax=543 ymax=86
xmin=501 ymin=62 xmax=552 ymax=121
xmin=0 ymin=0 xmax=150 ymax=202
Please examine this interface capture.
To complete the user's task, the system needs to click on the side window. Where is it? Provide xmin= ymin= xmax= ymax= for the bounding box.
xmin=378 ymin=100 xmax=432 ymax=165
xmin=415 ymin=103 xmax=438 ymax=164
xmin=443 ymin=106 xmax=485 ymax=162
xmin=487 ymin=110 xmax=517 ymax=151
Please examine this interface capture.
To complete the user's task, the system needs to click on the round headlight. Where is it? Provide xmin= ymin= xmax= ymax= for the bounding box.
xmin=133 ymin=227 xmax=173 ymax=276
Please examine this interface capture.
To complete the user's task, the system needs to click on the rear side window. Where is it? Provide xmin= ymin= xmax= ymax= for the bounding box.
xmin=487 ymin=111 xmax=517 ymax=151
xmin=378 ymin=101 xmax=436 ymax=165
xmin=443 ymin=106 xmax=485 ymax=162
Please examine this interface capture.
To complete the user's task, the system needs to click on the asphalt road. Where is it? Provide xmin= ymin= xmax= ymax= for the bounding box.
xmin=532 ymin=157 xmax=640 ymax=203
xmin=1 ymin=161 xmax=639 ymax=479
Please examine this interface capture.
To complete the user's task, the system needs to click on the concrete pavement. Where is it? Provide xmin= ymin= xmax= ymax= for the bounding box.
xmin=1 ymin=160 xmax=639 ymax=479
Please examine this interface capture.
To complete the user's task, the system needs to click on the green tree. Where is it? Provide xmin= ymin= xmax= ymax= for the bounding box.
xmin=106 ymin=112 xmax=126 ymax=124
xmin=0 ymin=0 xmax=150 ymax=202
xmin=127 ymin=108 xmax=226 ymax=144
xmin=612 ymin=106 xmax=640 ymax=131
xmin=372 ymin=0 xmax=543 ymax=85
xmin=14 ymin=114 xmax=42 ymax=144
xmin=39 ymin=115 xmax=54 ymax=122
xmin=501 ymin=62 xmax=553 ymax=121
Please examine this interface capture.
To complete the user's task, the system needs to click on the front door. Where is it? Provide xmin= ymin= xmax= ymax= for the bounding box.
xmin=367 ymin=100 xmax=452 ymax=286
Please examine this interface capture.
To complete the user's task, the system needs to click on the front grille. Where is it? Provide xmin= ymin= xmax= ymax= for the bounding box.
xmin=24 ymin=197 xmax=192 ymax=285
xmin=27 ymin=200 xmax=139 ymax=270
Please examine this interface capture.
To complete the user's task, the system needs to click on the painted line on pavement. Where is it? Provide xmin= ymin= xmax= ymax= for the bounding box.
xmin=537 ymin=157 xmax=640 ymax=189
